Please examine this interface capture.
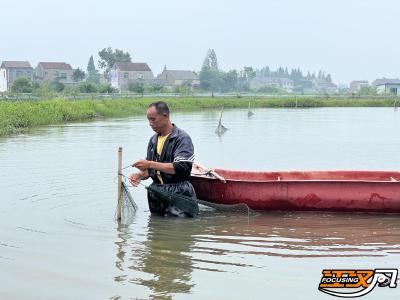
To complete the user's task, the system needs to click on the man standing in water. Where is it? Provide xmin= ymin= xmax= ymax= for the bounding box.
xmin=128 ymin=101 xmax=199 ymax=217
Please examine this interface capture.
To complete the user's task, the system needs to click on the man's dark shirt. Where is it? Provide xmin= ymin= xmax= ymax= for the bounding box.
xmin=146 ymin=124 xmax=194 ymax=184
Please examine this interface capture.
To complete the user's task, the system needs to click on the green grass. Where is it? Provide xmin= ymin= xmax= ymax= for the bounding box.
xmin=0 ymin=97 xmax=397 ymax=137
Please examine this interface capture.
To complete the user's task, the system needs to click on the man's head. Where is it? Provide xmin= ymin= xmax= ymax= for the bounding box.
xmin=147 ymin=101 xmax=171 ymax=134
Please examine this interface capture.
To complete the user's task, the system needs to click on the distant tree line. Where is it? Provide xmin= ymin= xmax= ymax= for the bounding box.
xmin=199 ymin=49 xmax=258 ymax=92
xmin=9 ymin=46 xmax=341 ymax=96
xmin=198 ymin=49 xmax=334 ymax=93
xmin=256 ymin=66 xmax=332 ymax=82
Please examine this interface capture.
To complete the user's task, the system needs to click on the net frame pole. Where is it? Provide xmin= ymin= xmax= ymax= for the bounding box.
xmin=116 ymin=147 xmax=123 ymax=220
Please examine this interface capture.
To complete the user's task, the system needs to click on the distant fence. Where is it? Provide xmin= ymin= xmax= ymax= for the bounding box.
xmin=0 ymin=92 xmax=399 ymax=101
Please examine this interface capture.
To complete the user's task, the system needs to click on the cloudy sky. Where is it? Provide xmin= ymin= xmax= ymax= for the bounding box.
xmin=1 ymin=0 xmax=399 ymax=84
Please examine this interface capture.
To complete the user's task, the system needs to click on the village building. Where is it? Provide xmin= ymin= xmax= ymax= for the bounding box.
xmin=293 ymin=79 xmax=314 ymax=92
xmin=349 ymin=80 xmax=369 ymax=92
xmin=311 ymin=79 xmax=338 ymax=93
xmin=250 ymin=77 xmax=294 ymax=92
xmin=35 ymin=62 xmax=74 ymax=84
xmin=371 ymin=78 xmax=400 ymax=95
xmin=0 ymin=61 xmax=33 ymax=91
xmin=157 ymin=68 xmax=199 ymax=87
xmin=110 ymin=62 xmax=154 ymax=91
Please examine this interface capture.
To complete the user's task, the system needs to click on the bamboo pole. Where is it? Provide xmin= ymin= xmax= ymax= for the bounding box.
xmin=116 ymin=147 xmax=123 ymax=220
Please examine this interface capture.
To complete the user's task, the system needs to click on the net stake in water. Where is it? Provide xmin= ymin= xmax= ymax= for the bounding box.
xmin=116 ymin=147 xmax=123 ymax=220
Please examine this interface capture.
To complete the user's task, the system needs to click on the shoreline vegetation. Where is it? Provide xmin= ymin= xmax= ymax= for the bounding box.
xmin=0 ymin=96 xmax=398 ymax=137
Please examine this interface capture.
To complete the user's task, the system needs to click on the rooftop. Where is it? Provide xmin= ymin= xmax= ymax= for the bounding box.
xmin=114 ymin=62 xmax=152 ymax=72
xmin=160 ymin=70 xmax=198 ymax=80
xmin=372 ymin=78 xmax=400 ymax=86
xmin=38 ymin=62 xmax=73 ymax=70
xmin=1 ymin=61 xmax=32 ymax=69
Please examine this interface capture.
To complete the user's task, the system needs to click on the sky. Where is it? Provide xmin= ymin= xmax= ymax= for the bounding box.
xmin=1 ymin=0 xmax=399 ymax=84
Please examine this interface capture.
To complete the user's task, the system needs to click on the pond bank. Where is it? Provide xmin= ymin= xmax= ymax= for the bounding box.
xmin=0 ymin=96 xmax=397 ymax=136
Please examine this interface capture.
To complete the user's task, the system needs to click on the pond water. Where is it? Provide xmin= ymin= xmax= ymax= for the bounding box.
xmin=0 ymin=107 xmax=399 ymax=299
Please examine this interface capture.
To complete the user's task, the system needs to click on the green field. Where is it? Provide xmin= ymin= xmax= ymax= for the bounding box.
xmin=0 ymin=97 xmax=397 ymax=136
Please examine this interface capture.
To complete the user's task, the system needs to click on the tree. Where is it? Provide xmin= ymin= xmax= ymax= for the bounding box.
xmin=199 ymin=49 xmax=220 ymax=91
xmin=87 ymin=55 xmax=100 ymax=84
xmin=318 ymin=70 xmax=327 ymax=80
xmin=150 ymin=83 xmax=164 ymax=92
xmin=128 ymin=81 xmax=144 ymax=95
xmin=199 ymin=67 xmax=213 ymax=90
xmin=50 ymin=79 xmax=65 ymax=92
xmin=277 ymin=66 xmax=285 ymax=77
xmin=243 ymin=67 xmax=256 ymax=82
xmin=260 ymin=66 xmax=270 ymax=77
xmin=237 ymin=66 xmax=256 ymax=91
xmin=33 ymin=82 xmax=54 ymax=98
xmin=72 ymin=68 xmax=86 ymax=82
xmin=222 ymin=70 xmax=238 ymax=92
xmin=284 ymin=67 xmax=289 ymax=77
xmin=63 ymin=85 xmax=80 ymax=97
xmin=326 ymin=74 xmax=332 ymax=83
xmin=359 ymin=85 xmax=377 ymax=95
xmin=98 ymin=83 xmax=118 ymax=93
xmin=98 ymin=47 xmax=132 ymax=77
xmin=11 ymin=77 xmax=32 ymax=93
xmin=208 ymin=49 xmax=218 ymax=71
xmin=87 ymin=55 xmax=96 ymax=75
xmin=201 ymin=49 xmax=218 ymax=71
xmin=79 ymin=82 xmax=98 ymax=93
xmin=290 ymin=68 xmax=303 ymax=81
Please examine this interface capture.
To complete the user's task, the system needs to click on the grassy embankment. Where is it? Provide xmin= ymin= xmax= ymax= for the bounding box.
xmin=0 ymin=97 xmax=397 ymax=136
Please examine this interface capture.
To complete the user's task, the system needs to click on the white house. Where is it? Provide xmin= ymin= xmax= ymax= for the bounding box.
xmin=372 ymin=78 xmax=400 ymax=95
xmin=250 ymin=77 xmax=294 ymax=92
xmin=0 ymin=67 xmax=7 ymax=92
xmin=110 ymin=62 xmax=154 ymax=91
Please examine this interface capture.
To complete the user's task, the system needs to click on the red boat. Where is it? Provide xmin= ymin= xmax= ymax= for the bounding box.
xmin=190 ymin=165 xmax=400 ymax=213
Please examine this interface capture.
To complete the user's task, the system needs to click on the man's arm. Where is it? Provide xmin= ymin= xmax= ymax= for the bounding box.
xmin=134 ymin=133 xmax=193 ymax=176
xmin=171 ymin=134 xmax=194 ymax=176
xmin=133 ymin=160 xmax=176 ymax=175
xmin=150 ymin=161 xmax=176 ymax=174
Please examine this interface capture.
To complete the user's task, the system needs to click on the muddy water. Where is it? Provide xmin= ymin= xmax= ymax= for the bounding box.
xmin=0 ymin=107 xmax=399 ymax=299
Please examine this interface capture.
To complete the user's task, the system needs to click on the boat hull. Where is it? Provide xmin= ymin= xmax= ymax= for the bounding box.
xmin=190 ymin=170 xmax=400 ymax=213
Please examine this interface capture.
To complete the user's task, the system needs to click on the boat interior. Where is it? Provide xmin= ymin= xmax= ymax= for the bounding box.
xmin=209 ymin=169 xmax=400 ymax=182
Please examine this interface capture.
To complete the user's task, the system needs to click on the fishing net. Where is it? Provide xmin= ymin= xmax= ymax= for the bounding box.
xmin=197 ymin=199 xmax=256 ymax=216
xmin=215 ymin=122 xmax=228 ymax=135
xmin=145 ymin=182 xmax=256 ymax=218
xmin=147 ymin=183 xmax=258 ymax=217
xmin=119 ymin=181 xmax=138 ymax=224
xmin=118 ymin=174 xmax=257 ymax=219
xmin=215 ymin=107 xmax=228 ymax=136
xmin=248 ymin=102 xmax=255 ymax=117
xmin=146 ymin=183 xmax=199 ymax=217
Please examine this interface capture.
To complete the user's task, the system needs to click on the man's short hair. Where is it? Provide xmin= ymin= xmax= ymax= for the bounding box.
xmin=148 ymin=101 xmax=170 ymax=117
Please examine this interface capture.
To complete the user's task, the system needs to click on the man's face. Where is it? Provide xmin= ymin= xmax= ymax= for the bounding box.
xmin=147 ymin=106 xmax=168 ymax=133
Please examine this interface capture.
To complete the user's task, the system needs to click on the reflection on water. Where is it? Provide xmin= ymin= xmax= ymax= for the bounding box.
xmin=0 ymin=108 xmax=400 ymax=299
xmin=115 ymin=217 xmax=196 ymax=300
xmin=112 ymin=211 xmax=400 ymax=299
